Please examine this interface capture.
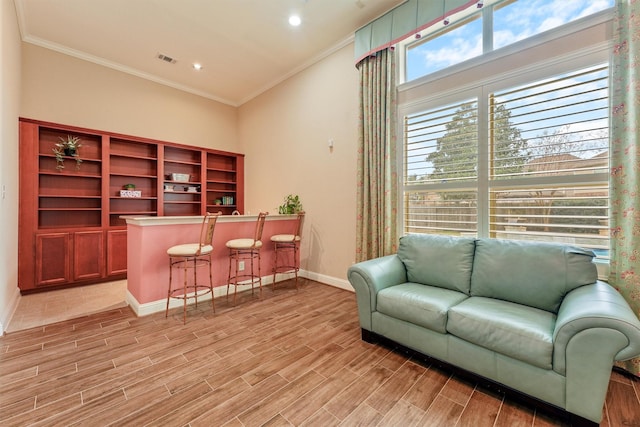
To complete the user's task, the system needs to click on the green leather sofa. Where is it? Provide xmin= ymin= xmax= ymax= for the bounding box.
xmin=348 ymin=234 xmax=640 ymax=425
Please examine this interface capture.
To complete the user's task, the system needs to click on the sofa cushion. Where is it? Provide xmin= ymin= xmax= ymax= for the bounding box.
xmin=447 ymin=297 xmax=556 ymax=369
xmin=377 ymin=283 xmax=468 ymax=334
xmin=470 ymin=239 xmax=597 ymax=313
xmin=398 ymin=234 xmax=475 ymax=294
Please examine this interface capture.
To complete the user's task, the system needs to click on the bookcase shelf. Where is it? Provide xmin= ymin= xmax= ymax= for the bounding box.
xmin=205 ymin=151 xmax=242 ymax=215
xmin=19 ymin=118 xmax=244 ymax=292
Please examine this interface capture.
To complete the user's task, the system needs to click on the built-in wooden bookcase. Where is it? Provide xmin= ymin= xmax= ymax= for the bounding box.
xmin=109 ymin=138 xmax=158 ymax=227
xmin=18 ymin=118 xmax=244 ymax=292
xmin=206 ymin=152 xmax=241 ymax=214
xmin=162 ymin=146 xmax=203 ymax=216
xmin=20 ymin=122 xmax=107 ymax=289
xmin=37 ymin=128 xmax=103 ymax=229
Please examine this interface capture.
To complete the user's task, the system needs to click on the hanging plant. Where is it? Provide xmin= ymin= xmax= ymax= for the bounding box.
xmin=53 ymin=135 xmax=83 ymax=170
xmin=278 ymin=194 xmax=303 ymax=214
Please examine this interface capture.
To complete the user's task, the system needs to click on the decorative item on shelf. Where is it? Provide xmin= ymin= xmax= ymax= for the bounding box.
xmin=187 ymin=186 xmax=199 ymax=193
xmin=53 ymin=135 xmax=83 ymax=170
xmin=222 ymin=195 xmax=234 ymax=206
xmin=120 ymin=184 xmax=141 ymax=198
xmin=278 ymin=194 xmax=303 ymax=214
xmin=120 ymin=190 xmax=142 ymax=198
xmin=171 ymin=173 xmax=190 ymax=182
xmin=214 ymin=199 xmax=222 ymax=205
xmin=164 ymin=184 xmax=174 ymax=191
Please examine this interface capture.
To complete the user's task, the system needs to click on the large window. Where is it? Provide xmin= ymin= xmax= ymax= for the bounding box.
xmin=403 ymin=63 xmax=610 ymax=257
xmin=403 ymin=0 xmax=614 ymax=83
xmin=399 ymin=1 xmax=614 ymax=268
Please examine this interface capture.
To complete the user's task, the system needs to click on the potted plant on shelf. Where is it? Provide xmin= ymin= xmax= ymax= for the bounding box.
xmin=278 ymin=194 xmax=303 ymax=214
xmin=53 ymin=135 xmax=83 ymax=170
xmin=123 ymin=183 xmax=136 ymax=190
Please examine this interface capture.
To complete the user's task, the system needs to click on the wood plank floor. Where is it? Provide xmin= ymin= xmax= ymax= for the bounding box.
xmin=1 ymin=279 xmax=639 ymax=426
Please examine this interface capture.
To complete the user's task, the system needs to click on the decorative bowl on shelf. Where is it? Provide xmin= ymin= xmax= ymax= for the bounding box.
xmin=171 ymin=173 xmax=190 ymax=182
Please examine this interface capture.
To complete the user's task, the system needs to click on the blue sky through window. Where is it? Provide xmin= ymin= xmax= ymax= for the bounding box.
xmin=406 ymin=0 xmax=614 ymax=82
xmin=406 ymin=16 xmax=482 ymax=82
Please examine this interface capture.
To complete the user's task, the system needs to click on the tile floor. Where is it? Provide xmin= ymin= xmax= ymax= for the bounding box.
xmin=6 ymin=280 xmax=128 ymax=332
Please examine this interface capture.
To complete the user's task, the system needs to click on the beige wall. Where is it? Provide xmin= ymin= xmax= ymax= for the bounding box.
xmin=21 ymin=44 xmax=239 ymax=152
xmin=238 ymin=44 xmax=359 ymax=284
xmin=0 ymin=0 xmax=22 ymax=333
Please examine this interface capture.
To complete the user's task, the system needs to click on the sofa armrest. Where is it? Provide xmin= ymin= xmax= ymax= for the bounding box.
xmin=552 ymin=281 xmax=640 ymax=421
xmin=553 ymin=280 xmax=640 ymax=375
xmin=347 ymin=255 xmax=407 ymax=331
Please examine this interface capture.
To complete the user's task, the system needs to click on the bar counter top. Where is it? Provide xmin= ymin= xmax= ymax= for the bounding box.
xmin=124 ymin=213 xmax=295 ymax=226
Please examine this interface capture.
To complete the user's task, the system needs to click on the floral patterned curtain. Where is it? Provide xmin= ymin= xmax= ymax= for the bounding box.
xmin=610 ymin=0 xmax=640 ymax=376
xmin=355 ymin=49 xmax=398 ymax=262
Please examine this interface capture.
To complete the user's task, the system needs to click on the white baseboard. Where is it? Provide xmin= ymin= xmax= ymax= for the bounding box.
xmin=127 ymin=270 xmax=353 ymax=317
xmin=127 ymin=286 xmax=224 ymax=317
xmin=300 ymin=269 xmax=353 ymax=292
xmin=1 ymin=285 xmax=22 ymax=335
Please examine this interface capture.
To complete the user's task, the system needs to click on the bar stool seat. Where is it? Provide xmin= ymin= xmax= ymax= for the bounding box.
xmin=271 ymin=234 xmax=300 ymax=243
xmin=226 ymin=212 xmax=267 ymax=305
xmin=226 ymin=239 xmax=263 ymax=249
xmin=166 ymin=212 xmax=220 ymax=324
xmin=271 ymin=211 xmax=305 ymax=291
xmin=167 ymin=243 xmax=213 ymax=257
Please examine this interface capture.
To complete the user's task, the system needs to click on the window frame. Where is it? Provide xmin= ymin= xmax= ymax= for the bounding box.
xmin=398 ymin=7 xmax=613 ymax=88
xmin=397 ymin=13 xmax=613 ymax=278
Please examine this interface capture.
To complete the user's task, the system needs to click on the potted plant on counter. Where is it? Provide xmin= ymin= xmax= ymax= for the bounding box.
xmin=278 ymin=194 xmax=303 ymax=214
xmin=53 ymin=135 xmax=83 ymax=170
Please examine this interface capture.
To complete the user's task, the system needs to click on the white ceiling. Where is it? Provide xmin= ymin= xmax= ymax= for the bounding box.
xmin=15 ymin=0 xmax=404 ymax=106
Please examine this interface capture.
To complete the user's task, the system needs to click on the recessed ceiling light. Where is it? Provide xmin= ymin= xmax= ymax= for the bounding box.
xmin=192 ymin=63 xmax=203 ymax=70
xmin=288 ymin=15 xmax=301 ymax=26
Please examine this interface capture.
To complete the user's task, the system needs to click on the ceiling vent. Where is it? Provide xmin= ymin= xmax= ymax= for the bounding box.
xmin=157 ymin=53 xmax=177 ymax=64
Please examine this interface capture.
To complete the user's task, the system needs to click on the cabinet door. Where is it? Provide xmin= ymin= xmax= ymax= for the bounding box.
xmin=73 ymin=231 xmax=104 ymax=281
xmin=107 ymin=229 xmax=127 ymax=276
xmin=36 ymin=233 xmax=71 ymax=286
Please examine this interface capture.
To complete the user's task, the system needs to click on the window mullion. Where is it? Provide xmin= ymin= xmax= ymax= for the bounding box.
xmin=477 ymin=88 xmax=490 ymax=238
xmin=483 ymin=4 xmax=493 ymax=54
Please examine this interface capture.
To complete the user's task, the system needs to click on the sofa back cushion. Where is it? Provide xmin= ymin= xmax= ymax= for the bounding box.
xmin=398 ymin=234 xmax=475 ymax=294
xmin=470 ymin=238 xmax=597 ymax=313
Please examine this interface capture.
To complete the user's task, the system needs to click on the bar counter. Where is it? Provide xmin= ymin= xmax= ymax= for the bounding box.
xmin=124 ymin=214 xmax=297 ymax=316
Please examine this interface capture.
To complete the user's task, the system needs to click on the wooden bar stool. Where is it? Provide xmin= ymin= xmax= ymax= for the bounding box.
xmin=166 ymin=212 xmax=220 ymax=324
xmin=271 ymin=211 xmax=305 ymax=291
xmin=226 ymin=212 xmax=268 ymax=306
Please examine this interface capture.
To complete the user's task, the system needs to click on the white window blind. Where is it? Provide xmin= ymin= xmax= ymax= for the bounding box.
xmin=402 ymin=65 xmax=609 ymax=257
xmin=404 ymin=99 xmax=479 ymax=235
xmin=489 ymin=65 xmax=609 ymax=255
